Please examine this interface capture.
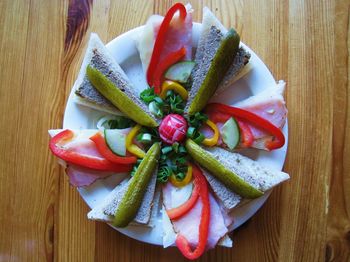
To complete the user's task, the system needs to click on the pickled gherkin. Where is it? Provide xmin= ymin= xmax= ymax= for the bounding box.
xmin=87 ymin=65 xmax=158 ymax=127
xmin=113 ymin=143 xmax=160 ymax=227
xmin=185 ymin=139 xmax=263 ymax=198
xmin=187 ymin=29 xmax=240 ymax=115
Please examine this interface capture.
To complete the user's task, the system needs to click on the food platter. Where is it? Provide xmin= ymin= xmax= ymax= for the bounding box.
xmin=63 ymin=22 xmax=288 ymax=245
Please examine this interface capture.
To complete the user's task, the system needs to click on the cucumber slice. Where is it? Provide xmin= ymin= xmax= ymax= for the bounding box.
xmin=104 ymin=129 xmax=127 ymax=156
xmin=138 ymin=133 xmax=152 ymax=143
xmin=165 ymin=61 xmax=195 ymax=83
xmin=221 ymin=117 xmax=240 ymax=150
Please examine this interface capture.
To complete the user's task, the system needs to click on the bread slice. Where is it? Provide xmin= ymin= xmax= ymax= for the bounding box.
xmin=188 ymin=7 xmax=251 ymax=102
xmin=87 ymin=169 xmax=158 ymax=226
xmin=73 ymin=33 xmax=158 ymax=126
xmin=201 ymin=147 xmax=289 ymax=211
xmin=202 ymin=169 xmax=242 ymax=211
xmin=72 ymin=33 xmax=121 ymax=114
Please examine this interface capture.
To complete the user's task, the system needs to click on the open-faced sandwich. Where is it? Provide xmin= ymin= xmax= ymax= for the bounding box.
xmin=49 ymin=3 xmax=289 ymax=260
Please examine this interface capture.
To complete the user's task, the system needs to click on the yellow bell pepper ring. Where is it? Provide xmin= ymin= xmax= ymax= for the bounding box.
xmin=170 ymin=164 xmax=193 ymax=187
xmin=202 ymin=120 xmax=219 ymax=147
xmin=160 ymin=80 xmax=188 ymax=100
xmin=125 ymin=124 xmax=146 ymax=158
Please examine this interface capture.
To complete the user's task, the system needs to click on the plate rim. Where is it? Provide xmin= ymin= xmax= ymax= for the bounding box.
xmin=62 ymin=23 xmax=288 ymax=246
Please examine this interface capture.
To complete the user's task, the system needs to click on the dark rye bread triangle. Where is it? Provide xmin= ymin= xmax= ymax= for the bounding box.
xmin=185 ymin=26 xmax=223 ymax=113
xmin=198 ymin=147 xmax=289 ymax=212
xmin=87 ymin=169 xmax=158 ymax=225
xmin=187 ymin=7 xmax=251 ymax=101
xmin=201 ymin=168 xmax=242 ymax=211
xmin=103 ymin=169 xmax=158 ymax=225
xmin=203 ymin=146 xmax=290 ymax=192
xmin=74 ymin=33 xmax=157 ymax=123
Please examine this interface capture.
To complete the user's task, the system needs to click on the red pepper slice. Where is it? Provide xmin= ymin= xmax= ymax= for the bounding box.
xmin=236 ymin=120 xmax=254 ymax=147
xmin=49 ymin=129 xmax=133 ymax=172
xmin=166 ymin=164 xmax=199 ymax=220
xmin=206 ymin=111 xmax=230 ymax=124
xmin=146 ymin=3 xmax=187 ymax=89
xmin=207 ymin=111 xmax=254 ymax=148
xmin=205 ymin=103 xmax=285 ymax=150
xmin=153 ymin=47 xmax=186 ymax=93
xmin=89 ymin=132 xmax=137 ymax=165
xmin=175 ymin=164 xmax=210 ymax=260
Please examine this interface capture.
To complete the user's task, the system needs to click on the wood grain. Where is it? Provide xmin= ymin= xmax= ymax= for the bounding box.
xmin=0 ymin=0 xmax=349 ymax=261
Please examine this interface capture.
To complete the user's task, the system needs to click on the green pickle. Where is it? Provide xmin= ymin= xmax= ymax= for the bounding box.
xmin=187 ymin=29 xmax=240 ymax=115
xmin=86 ymin=65 xmax=158 ymax=127
xmin=113 ymin=143 xmax=160 ymax=227
xmin=185 ymin=139 xmax=263 ymax=199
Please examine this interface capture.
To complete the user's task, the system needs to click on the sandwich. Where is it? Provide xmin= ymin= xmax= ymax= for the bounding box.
xmin=73 ymin=33 xmax=158 ymax=126
xmin=183 ymin=7 xmax=251 ymax=115
xmin=202 ymin=80 xmax=287 ymax=151
xmin=200 ymin=146 xmax=289 ymax=212
xmin=191 ymin=7 xmax=251 ymax=95
xmin=161 ymin=145 xmax=289 ymax=249
xmin=162 ymin=181 xmax=233 ymax=249
xmin=88 ymin=170 xmax=159 ymax=226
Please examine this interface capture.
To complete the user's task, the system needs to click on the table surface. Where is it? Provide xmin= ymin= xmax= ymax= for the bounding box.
xmin=0 ymin=0 xmax=349 ymax=261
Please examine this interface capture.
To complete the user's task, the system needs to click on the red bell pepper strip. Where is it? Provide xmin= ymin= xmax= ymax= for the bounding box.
xmin=236 ymin=120 xmax=254 ymax=147
xmin=146 ymin=3 xmax=187 ymax=89
xmin=205 ymin=103 xmax=285 ymax=150
xmin=153 ymin=47 xmax=186 ymax=93
xmin=206 ymin=111 xmax=230 ymax=123
xmin=89 ymin=132 xmax=137 ymax=165
xmin=207 ymin=111 xmax=254 ymax=147
xmin=175 ymin=164 xmax=210 ymax=260
xmin=49 ymin=129 xmax=133 ymax=172
xmin=166 ymin=164 xmax=199 ymax=220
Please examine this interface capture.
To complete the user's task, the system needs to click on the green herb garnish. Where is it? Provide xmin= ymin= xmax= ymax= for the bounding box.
xmin=187 ymin=112 xmax=208 ymax=128
xmin=140 ymin=88 xmax=157 ymax=104
xmin=106 ymin=116 xmax=135 ymax=129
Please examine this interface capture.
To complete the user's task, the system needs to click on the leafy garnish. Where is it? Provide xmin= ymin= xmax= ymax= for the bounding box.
xmin=157 ymin=143 xmax=189 ymax=182
xmin=187 ymin=112 xmax=208 ymax=128
xmin=130 ymin=159 xmax=143 ymax=177
xmin=140 ymin=88 xmax=157 ymax=103
xmin=157 ymin=166 xmax=172 ymax=183
xmin=166 ymin=92 xmax=185 ymax=114
xmin=106 ymin=116 xmax=135 ymax=129
xmin=140 ymin=88 xmax=186 ymax=117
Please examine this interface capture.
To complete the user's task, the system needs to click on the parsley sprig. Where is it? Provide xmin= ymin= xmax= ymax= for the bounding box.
xmin=157 ymin=142 xmax=189 ymax=183
xmin=140 ymin=88 xmax=186 ymax=117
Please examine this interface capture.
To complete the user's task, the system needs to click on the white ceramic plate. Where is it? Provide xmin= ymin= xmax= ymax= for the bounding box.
xmin=63 ymin=23 xmax=288 ymax=246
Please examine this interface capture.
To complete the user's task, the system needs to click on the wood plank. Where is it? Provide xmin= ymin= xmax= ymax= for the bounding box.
xmin=0 ymin=2 xmax=31 ymax=260
xmin=1 ymin=0 xmax=349 ymax=261
xmin=327 ymin=0 xmax=350 ymax=261
xmin=55 ymin=0 xmax=106 ymax=261
xmin=0 ymin=0 xmax=65 ymax=261
xmin=280 ymin=0 xmax=334 ymax=261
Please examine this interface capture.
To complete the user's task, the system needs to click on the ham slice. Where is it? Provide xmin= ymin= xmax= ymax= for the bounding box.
xmin=134 ymin=4 xmax=193 ymax=74
xmin=48 ymin=128 xmax=131 ymax=187
xmin=66 ymin=164 xmax=114 ymax=187
xmin=213 ymin=81 xmax=287 ymax=150
xmin=162 ymin=182 xmax=230 ymax=250
xmin=233 ymin=81 xmax=287 ymax=150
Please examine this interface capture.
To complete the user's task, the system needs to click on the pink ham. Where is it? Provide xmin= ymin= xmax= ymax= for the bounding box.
xmin=162 ymin=182 xmax=229 ymax=250
xmin=233 ymin=81 xmax=287 ymax=136
xmin=49 ymin=128 xmax=132 ymax=187
xmin=214 ymin=81 xmax=287 ymax=150
xmin=158 ymin=6 xmax=193 ymax=62
xmin=66 ymin=164 xmax=115 ymax=187
xmin=134 ymin=4 xmax=193 ymax=74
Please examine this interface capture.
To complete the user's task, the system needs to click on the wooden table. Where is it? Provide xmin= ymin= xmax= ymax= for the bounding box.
xmin=0 ymin=0 xmax=349 ymax=261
